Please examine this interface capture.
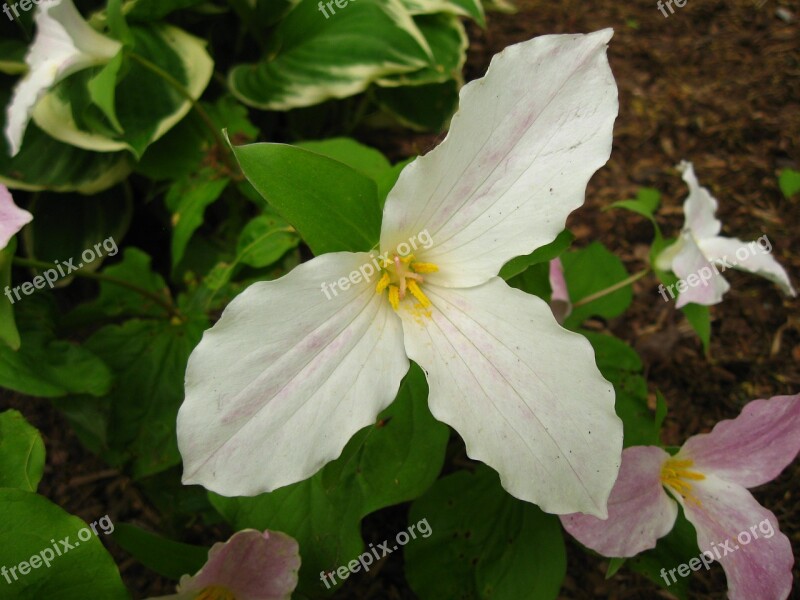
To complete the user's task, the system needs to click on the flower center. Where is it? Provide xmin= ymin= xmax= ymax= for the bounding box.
xmin=195 ymin=585 xmax=236 ymax=600
xmin=375 ymin=253 xmax=438 ymax=312
xmin=660 ymin=457 xmax=705 ymax=506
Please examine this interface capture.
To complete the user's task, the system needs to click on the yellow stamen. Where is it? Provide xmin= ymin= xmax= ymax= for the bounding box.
xmin=195 ymin=586 xmax=236 ymax=600
xmin=407 ymin=280 xmax=431 ymax=308
xmin=411 ymin=262 xmax=439 ymax=274
xmin=376 ymin=271 xmax=391 ymax=294
xmin=388 ymin=285 xmax=400 ymax=311
xmin=660 ymin=457 xmax=705 ymax=506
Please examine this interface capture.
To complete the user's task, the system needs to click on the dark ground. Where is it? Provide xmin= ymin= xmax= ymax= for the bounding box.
xmin=2 ymin=0 xmax=799 ymax=598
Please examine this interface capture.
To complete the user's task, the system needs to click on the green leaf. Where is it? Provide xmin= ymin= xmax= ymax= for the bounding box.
xmin=376 ymin=14 xmax=467 ymax=87
xmin=293 ymin=137 xmax=405 ymax=205
xmin=0 ymin=117 xmax=132 ymax=194
xmin=294 ymin=138 xmax=391 ymax=180
xmin=87 ymin=52 xmax=125 ymax=133
xmin=231 ymin=140 xmax=382 ymax=255
xmin=499 ymin=229 xmax=574 ymax=281
xmin=375 ymin=79 xmax=459 ymax=131
xmin=123 ymin=0 xmax=209 ymax=21
xmin=0 ymin=40 xmax=27 ymax=75
xmin=654 ymin=389 xmax=668 ymax=433
xmin=609 ymin=187 xmax=661 ymax=221
xmin=0 ymin=410 xmax=45 ymax=492
xmin=210 ymin=364 xmax=448 ymax=594
xmin=0 ymin=489 xmax=129 ymax=599
xmin=0 ymin=298 xmax=113 ymax=398
xmin=228 ymin=0 xmax=432 ymax=110
xmin=112 ymin=523 xmax=208 ymax=580
xmin=605 ymin=556 xmax=626 ymax=579
xmin=0 ymin=238 xmax=21 ymax=350
xmin=681 ymin=303 xmax=711 ymax=354
xmin=401 ymin=0 xmax=485 ymax=25
xmin=136 ymin=95 xmax=258 ymax=182
xmin=236 ymin=212 xmax=300 ymax=268
xmin=561 ymin=242 xmax=634 ymax=329
xmin=77 ymin=317 xmax=207 ymax=478
xmin=65 ymin=248 xmax=173 ymax=323
xmin=21 ymin=186 xmax=132 ymax=284
xmin=583 ymin=331 xmax=660 ymax=447
xmin=778 ymin=168 xmax=800 ymax=199
xmin=166 ymin=171 xmax=230 ymax=269
xmin=34 ymin=24 xmax=213 ymax=159
xmin=405 ymin=466 xmax=566 ymax=599
xmin=628 ymin=509 xmax=699 ymax=600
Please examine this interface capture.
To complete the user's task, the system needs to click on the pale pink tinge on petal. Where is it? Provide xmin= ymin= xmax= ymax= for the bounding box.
xmin=548 ymin=258 xmax=572 ymax=324
xmin=671 ymin=231 xmax=730 ymax=308
xmin=399 ymin=278 xmax=621 ymax=517
xmin=0 ymin=185 xmax=32 ymax=250
xmin=678 ymin=161 xmax=721 ymax=240
xmin=560 ymin=446 xmax=678 ymax=557
xmin=380 ymin=30 xmax=618 ymax=288
xmin=680 ymin=394 xmax=800 ymax=489
xmin=176 ymin=529 xmax=300 ymax=600
xmin=680 ymin=474 xmax=794 ymax=600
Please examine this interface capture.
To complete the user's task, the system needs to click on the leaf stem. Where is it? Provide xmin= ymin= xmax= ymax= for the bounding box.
xmin=12 ymin=257 xmax=183 ymax=320
xmin=572 ymin=268 xmax=650 ymax=308
xmin=127 ymin=51 xmax=241 ymax=177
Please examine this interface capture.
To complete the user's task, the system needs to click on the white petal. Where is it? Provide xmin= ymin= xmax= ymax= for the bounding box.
xmin=178 ymin=252 xmax=409 ymax=496
xmin=5 ymin=0 xmax=121 ymax=156
xmin=380 ymin=30 xmax=618 ymax=288
xmin=678 ymin=161 xmax=721 ymax=240
xmin=397 ymin=278 xmax=622 ymax=516
xmin=671 ymin=232 xmax=730 ymax=308
xmin=698 ymin=235 xmax=796 ymax=297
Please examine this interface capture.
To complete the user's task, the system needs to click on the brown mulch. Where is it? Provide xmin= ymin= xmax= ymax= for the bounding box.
xmin=2 ymin=0 xmax=799 ymax=598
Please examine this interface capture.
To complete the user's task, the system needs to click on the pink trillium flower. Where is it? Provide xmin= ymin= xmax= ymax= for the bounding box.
xmin=4 ymin=0 xmax=122 ymax=156
xmin=655 ymin=161 xmax=796 ymax=308
xmin=560 ymin=393 xmax=800 ymax=600
xmin=0 ymin=185 xmax=32 ymax=250
xmin=148 ymin=529 xmax=300 ymax=600
xmin=548 ymin=258 xmax=572 ymax=324
xmin=178 ymin=30 xmax=623 ymax=517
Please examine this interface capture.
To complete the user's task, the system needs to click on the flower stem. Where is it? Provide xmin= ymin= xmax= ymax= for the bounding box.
xmin=572 ymin=268 xmax=650 ymax=309
xmin=12 ymin=257 xmax=183 ymax=320
xmin=127 ymin=51 xmax=241 ymax=177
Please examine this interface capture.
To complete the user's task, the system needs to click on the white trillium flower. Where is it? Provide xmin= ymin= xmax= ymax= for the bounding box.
xmin=656 ymin=161 xmax=796 ymax=308
xmin=178 ymin=30 xmax=623 ymax=517
xmin=4 ymin=0 xmax=122 ymax=156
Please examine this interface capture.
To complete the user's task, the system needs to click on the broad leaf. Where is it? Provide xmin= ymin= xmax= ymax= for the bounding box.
xmin=231 ymin=140 xmax=382 ymax=255
xmin=0 ymin=410 xmax=45 ymax=492
xmin=228 ymin=0 xmax=432 ymax=110
xmin=112 ymin=523 xmax=208 ymax=580
xmin=0 ymin=489 xmax=128 ymax=599
xmin=405 ymin=466 xmax=566 ymax=599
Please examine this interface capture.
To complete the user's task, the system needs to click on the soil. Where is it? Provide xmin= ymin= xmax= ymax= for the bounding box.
xmin=2 ymin=0 xmax=798 ymax=598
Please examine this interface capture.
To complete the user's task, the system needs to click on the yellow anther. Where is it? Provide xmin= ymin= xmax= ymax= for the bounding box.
xmin=660 ymin=457 xmax=705 ymax=506
xmin=400 ymin=254 xmax=414 ymax=264
xmin=196 ymin=586 xmax=236 ymax=600
xmin=388 ymin=285 xmax=400 ymax=311
xmin=411 ymin=262 xmax=439 ymax=274
xmin=376 ymin=271 xmax=391 ymax=294
xmin=407 ymin=280 xmax=431 ymax=308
